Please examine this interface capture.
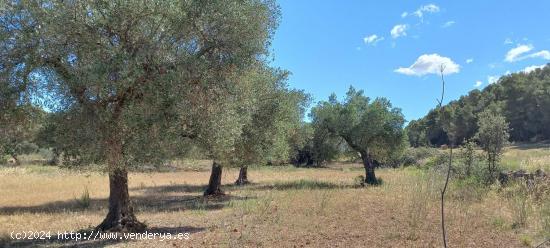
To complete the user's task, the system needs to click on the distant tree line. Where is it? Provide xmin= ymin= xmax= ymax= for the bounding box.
xmin=407 ymin=64 xmax=550 ymax=147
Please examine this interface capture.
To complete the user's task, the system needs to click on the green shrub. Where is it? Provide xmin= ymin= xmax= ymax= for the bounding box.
xmin=424 ymin=152 xmax=448 ymax=170
xmin=450 ymin=176 xmax=488 ymax=202
xmin=400 ymin=147 xmax=441 ymax=167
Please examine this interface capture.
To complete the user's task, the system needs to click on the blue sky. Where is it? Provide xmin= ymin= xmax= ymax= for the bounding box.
xmin=270 ymin=0 xmax=550 ymax=121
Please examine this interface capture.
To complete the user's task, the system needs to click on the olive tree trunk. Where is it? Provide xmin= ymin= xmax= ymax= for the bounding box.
xmin=10 ymin=154 xmax=20 ymax=166
xmin=204 ymin=161 xmax=224 ymax=196
xmin=47 ymin=149 xmax=60 ymax=165
xmin=96 ymin=138 xmax=145 ymax=232
xmin=360 ymin=151 xmax=378 ymax=185
xmin=235 ymin=166 xmax=249 ymax=185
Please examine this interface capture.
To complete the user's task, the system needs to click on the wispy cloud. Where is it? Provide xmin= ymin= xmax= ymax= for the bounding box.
xmin=504 ymin=38 xmax=513 ymax=45
xmin=363 ymin=34 xmax=384 ymax=45
xmin=391 ymin=24 xmax=408 ymax=39
xmin=505 ymin=44 xmax=550 ymax=62
xmin=505 ymin=44 xmax=534 ymax=62
xmin=413 ymin=4 xmax=440 ymax=19
xmin=441 ymin=21 xmax=455 ymax=28
xmin=474 ymin=81 xmax=483 ymax=87
xmin=466 ymin=58 xmax=474 ymax=64
xmin=526 ymin=50 xmax=550 ymax=60
xmin=401 ymin=12 xmax=408 ymax=18
xmin=395 ymin=54 xmax=460 ymax=76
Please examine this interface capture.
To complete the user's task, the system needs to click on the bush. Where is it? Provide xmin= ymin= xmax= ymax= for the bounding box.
xmin=15 ymin=141 xmax=39 ymax=155
xmin=423 ymin=152 xmax=448 ymax=170
xmin=453 ymin=141 xmax=489 ymax=184
xmin=401 ymin=147 xmax=441 ymax=167
xmin=450 ymin=177 xmax=488 ymax=202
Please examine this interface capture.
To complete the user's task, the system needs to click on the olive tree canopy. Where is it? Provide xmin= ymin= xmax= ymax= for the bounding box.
xmin=311 ymin=87 xmax=406 ymax=184
xmin=1 ymin=0 xmax=280 ymax=231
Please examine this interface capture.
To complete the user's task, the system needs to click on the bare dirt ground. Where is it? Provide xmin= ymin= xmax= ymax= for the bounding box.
xmin=0 ymin=160 xmax=544 ymax=247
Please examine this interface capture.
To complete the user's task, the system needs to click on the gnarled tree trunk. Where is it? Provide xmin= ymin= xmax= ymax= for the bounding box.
xmin=360 ymin=151 xmax=378 ymax=185
xmin=96 ymin=137 xmax=145 ymax=232
xmin=10 ymin=154 xmax=20 ymax=166
xmin=235 ymin=166 xmax=249 ymax=185
xmin=96 ymin=168 xmax=145 ymax=232
xmin=204 ymin=161 xmax=224 ymax=196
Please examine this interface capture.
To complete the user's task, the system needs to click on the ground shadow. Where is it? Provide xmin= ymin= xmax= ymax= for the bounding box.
xmin=240 ymin=179 xmax=355 ymax=191
xmin=1 ymin=225 xmax=205 ymax=248
xmin=510 ymin=142 xmax=550 ymax=150
xmin=0 ymin=179 xmax=348 ymax=215
xmin=134 ymin=183 xmax=207 ymax=194
xmin=0 ymin=192 xmax=254 ymax=215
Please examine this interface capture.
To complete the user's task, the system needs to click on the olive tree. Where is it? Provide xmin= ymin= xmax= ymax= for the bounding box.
xmin=311 ymin=87 xmax=406 ymax=185
xmin=2 ymin=0 xmax=279 ymax=231
xmin=232 ymin=67 xmax=310 ymax=185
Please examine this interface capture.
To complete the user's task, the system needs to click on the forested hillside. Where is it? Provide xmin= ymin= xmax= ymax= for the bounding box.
xmin=407 ymin=64 xmax=550 ymax=147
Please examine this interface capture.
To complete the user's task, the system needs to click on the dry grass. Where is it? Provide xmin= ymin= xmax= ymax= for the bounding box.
xmin=2 ymin=164 xmax=543 ymax=247
xmin=502 ymin=143 xmax=550 ymax=172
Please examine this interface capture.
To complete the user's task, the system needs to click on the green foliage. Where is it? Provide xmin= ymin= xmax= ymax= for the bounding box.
xmin=406 ymin=119 xmax=429 ymax=147
xmin=311 ymin=87 xmax=406 ymax=164
xmin=1 ymin=104 xmax=45 ymax=163
xmin=400 ymin=147 xmax=441 ymax=166
xmin=408 ymin=64 xmax=550 ymax=146
xmin=231 ymin=66 xmax=311 ymax=167
xmin=476 ymin=108 xmax=510 ymax=183
xmin=2 ymin=0 xmax=281 ymax=169
xmin=310 ymin=87 xmax=405 ymax=184
xmin=453 ymin=140 xmax=486 ymax=183
xmin=288 ymin=123 xmax=343 ymax=167
xmin=423 ymin=152 xmax=449 ymax=170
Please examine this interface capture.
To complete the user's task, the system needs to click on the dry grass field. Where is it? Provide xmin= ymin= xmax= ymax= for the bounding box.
xmin=1 ymin=147 xmax=549 ymax=247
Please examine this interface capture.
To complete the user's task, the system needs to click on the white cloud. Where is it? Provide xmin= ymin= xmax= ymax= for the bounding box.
xmin=488 ymin=75 xmax=498 ymax=84
xmin=522 ymin=64 xmax=546 ymax=73
xmin=526 ymin=50 xmax=550 ymax=60
xmin=391 ymin=24 xmax=408 ymax=39
xmin=466 ymin=58 xmax=474 ymax=64
xmin=394 ymin=54 xmax=460 ymax=76
xmin=442 ymin=21 xmax=455 ymax=28
xmin=504 ymin=38 xmax=513 ymax=45
xmin=401 ymin=12 xmax=408 ymax=18
xmin=413 ymin=4 xmax=440 ymax=19
xmin=505 ymin=44 xmax=533 ymax=62
xmin=363 ymin=34 xmax=384 ymax=45
xmin=474 ymin=81 xmax=483 ymax=87
xmin=504 ymin=44 xmax=550 ymax=62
